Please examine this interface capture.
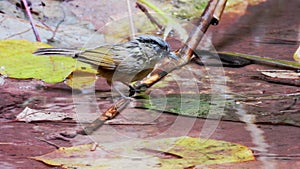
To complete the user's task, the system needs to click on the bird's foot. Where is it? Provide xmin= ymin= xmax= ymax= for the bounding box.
xmin=128 ymin=85 xmax=141 ymax=97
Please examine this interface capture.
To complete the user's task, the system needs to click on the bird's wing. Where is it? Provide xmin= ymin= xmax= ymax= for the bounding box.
xmin=78 ymin=46 xmax=118 ymax=70
xmin=34 ymin=45 xmax=122 ymax=70
xmin=111 ymin=43 xmax=149 ymax=74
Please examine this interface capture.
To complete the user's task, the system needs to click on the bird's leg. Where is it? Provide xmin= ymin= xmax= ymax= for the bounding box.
xmin=111 ymin=81 xmax=142 ymax=98
xmin=112 ymin=85 xmax=131 ymax=100
xmin=120 ymin=82 xmax=142 ymax=97
xmin=110 ymin=82 xmax=135 ymax=100
xmin=128 ymin=85 xmax=140 ymax=97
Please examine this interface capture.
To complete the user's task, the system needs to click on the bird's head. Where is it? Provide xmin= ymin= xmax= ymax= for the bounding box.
xmin=135 ymin=35 xmax=178 ymax=61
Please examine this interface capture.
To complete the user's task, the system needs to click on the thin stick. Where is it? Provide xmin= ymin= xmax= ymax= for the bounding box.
xmin=21 ymin=0 xmax=41 ymax=42
xmin=127 ymin=0 xmax=136 ymax=39
xmin=135 ymin=0 xmax=221 ymax=89
xmin=136 ymin=2 xmax=164 ymax=31
xmin=4 ymin=28 xmax=31 ymax=39
xmin=211 ymin=0 xmax=228 ymax=25
xmin=35 ymin=137 xmax=60 ymax=149
xmin=137 ymin=0 xmax=168 ymax=23
xmin=48 ymin=3 xmax=66 ymax=41
xmin=77 ymin=99 xmax=130 ymax=135
xmin=76 ymin=0 xmax=225 ymax=136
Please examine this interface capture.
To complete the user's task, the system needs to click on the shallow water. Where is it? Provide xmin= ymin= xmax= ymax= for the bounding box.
xmin=210 ymin=0 xmax=300 ymax=167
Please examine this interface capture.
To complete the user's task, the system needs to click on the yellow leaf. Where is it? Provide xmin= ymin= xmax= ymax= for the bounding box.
xmin=0 ymin=39 xmax=97 ymax=84
xmin=32 ymin=136 xmax=254 ymax=169
xmin=293 ymin=45 xmax=300 ymax=63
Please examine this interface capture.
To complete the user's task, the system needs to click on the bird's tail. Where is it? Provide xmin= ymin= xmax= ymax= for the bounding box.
xmin=33 ymin=48 xmax=82 ymax=58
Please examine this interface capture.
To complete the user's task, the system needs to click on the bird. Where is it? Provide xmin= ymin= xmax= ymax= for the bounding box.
xmin=34 ymin=35 xmax=178 ymax=96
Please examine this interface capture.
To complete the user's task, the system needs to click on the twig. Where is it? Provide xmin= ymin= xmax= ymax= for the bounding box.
xmin=4 ymin=28 xmax=31 ymax=39
xmin=34 ymin=2 xmax=65 ymax=42
xmin=253 ymin=75 xmax=300 ymax=87
xmin=21 ymin=0 xmax=41 ymax=41
xmin=75 ymin=0 xmax=225 ymax=136
xmin=76 ymin=99 xmax=130 ymax=135
xmin=211 ymin=0 xmax=227 ymax=25
xmin=137 ymin=0 xmax=168 ymax=23
xmin=193 ymin=50 xmax=251 ymax=67
xmin=35 ymin=137 xmax=60 ymax=149
xmin=127 ymin=0 xmax=136 ymax=39
xmin=136 ymin=0 xmax=187 ymax=39
xmin=282 ymin=98 xmax=298 ymax=110
xmin=48 ymin=3 xmax=66 ymax=42
xmin=134 ymin=0 xmax=221 ymax=90
xmin=254 ymin=153 xmax=300 ymax=159
xmin=219 ymin=52 xmax=300 ymax=69
xmin=48 ymin=17 xmax=64 ymax=42
xmin=136 ymin=2 xmax=164 ymax=31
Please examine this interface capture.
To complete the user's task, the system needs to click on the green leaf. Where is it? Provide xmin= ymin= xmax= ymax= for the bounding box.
xmin=0 ymin=39 xmax=97 ymax=83
xmin=136 ymin=94 xmax=232 ymax=118
xmin=135 ymin=93 xmax=300 ymax=126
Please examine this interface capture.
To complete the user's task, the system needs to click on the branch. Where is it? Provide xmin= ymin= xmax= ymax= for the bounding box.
xmin=211 ymin=0 xmax=227 ymax=25
xmin=76 ymin=99 xmax=130 ymax=136
xmin=75 ymin=0 xmax=226 ymax=136
xmin=21 ymin=0 xmax=41 ymax=42
xmin=134 ymin=0 xmax=222 ymax=89
xmin=136 ymin=2 xmax=164 ymax=31
xmin=127 ymin=0 xmax=136 ymax=39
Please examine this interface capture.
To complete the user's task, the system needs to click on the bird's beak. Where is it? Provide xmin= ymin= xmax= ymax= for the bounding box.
xmin=168 ymin=52 xmax=179 ymax=60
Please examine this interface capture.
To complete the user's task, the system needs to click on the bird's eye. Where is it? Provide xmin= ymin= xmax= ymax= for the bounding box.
xmin=165 ymin=45 xmax=170 ymax=52
xmin=136 ymin=35 xmax=170 ymax=51
xmin=150 ymin=39 xmax=169 ymax=52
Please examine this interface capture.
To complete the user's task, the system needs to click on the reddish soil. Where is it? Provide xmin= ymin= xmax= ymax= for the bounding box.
xmin=1 ymin=0 xmax=300 ymax=168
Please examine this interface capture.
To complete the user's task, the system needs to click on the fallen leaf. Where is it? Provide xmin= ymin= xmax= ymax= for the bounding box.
xmin=135 ymin=93 xmax=300 ymax=126
xmin=293 ymin=45 xmax=300 ymax=63
xmin=16 ymin=107 xmax=74 ymax=122
xmin=32 ymin=136 xmax=255 ymax=168
xmin=0 ymin=39 xmax=97 ymax=84
xmin=260 ymin=70 xmax=300 ymax=79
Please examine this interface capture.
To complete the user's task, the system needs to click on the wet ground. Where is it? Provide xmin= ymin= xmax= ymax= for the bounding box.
xmin=0 ymin=0 xmax=300 ymax=168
